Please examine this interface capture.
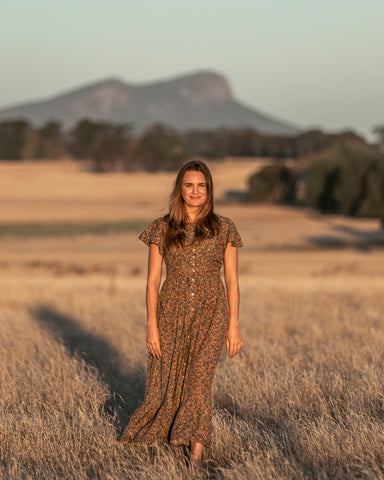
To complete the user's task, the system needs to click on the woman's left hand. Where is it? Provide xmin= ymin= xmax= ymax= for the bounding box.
xmin=226 ymin=323 xmax=244 ymax=358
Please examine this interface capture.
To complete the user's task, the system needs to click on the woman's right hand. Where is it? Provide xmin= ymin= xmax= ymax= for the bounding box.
xmin=146 ymin=322 xmax=162 ymax=358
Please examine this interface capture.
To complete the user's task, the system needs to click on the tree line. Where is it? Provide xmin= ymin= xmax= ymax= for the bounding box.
xmin=0 ymin=118 xmax=372 ymax=171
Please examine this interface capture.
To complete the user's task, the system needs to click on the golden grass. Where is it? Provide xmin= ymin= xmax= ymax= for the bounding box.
xmin=2 ymin=272 xmax=384 ymax=478
xmin=1 ymin=160 xmax=384 ymax=478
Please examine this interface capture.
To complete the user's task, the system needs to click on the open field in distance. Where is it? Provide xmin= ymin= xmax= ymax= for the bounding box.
xmin=1 ymin=159 xmax=384 ymax=478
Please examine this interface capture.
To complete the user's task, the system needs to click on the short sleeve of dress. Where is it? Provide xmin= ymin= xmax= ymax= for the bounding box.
xmin=138 ymin=217 xmax=166 ymax=255
xmin=226 ymin=218 xmax=243 ymax=248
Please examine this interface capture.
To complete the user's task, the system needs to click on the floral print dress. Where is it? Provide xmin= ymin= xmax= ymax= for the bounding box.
xmin=120 ymin=215 xmax=242 ymax=446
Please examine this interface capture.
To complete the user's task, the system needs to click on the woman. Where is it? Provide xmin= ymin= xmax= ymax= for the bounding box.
xmin=120 ymin=160 xmax=243 ymax=469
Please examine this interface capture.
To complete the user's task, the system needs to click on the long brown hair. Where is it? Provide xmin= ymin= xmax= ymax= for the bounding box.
xmin=164 ymin=160 xmax=221 ymax=250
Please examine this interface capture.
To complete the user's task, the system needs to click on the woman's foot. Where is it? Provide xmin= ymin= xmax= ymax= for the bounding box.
xmin=190 ymin=441 xmax=203 ymax=472
xmin=190 ymin=456 xmax=202 ymax=470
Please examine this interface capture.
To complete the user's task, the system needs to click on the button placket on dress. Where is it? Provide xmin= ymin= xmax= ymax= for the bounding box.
xmin=191 ymin=246 xmax=196 ymax=311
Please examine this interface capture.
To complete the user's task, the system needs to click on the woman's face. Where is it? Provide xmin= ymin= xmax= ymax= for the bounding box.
xmin=181 ymin=170 xmax=208 ymax=210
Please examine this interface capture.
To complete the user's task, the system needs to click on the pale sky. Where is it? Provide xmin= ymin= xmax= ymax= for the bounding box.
xmin=1 ymin=0 xmax=383 ymax=139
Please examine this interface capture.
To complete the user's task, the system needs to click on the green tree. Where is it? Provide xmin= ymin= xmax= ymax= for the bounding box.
xmin=304 ymin=147 xmax=384 ymax=228
xmin=373 ymin=124 xmax=384 ymax=153
xmin=136 ymin=124 xmax=185 ymax=171
xmin=356 ymin=157 xmax=384 ymax=228
xmin=36 ymin=121 xmax=67 ymax=159
xmin=0 ymin=120 xmax=36 ymax=160
xmin=69 ymin=119 xmax=133 ymax=171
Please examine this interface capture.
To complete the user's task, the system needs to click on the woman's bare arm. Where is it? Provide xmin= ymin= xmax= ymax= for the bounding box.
xmin=145 ymin=243 xmax=163 ymax=358
xmin=224 ymin=243 xmax=243 ymax=358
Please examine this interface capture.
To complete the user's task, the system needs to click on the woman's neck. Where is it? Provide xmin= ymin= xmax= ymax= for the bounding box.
xmin=185 ymin=208 xmax=199 ymax=224
xmin=186 ymin=216 xmax=197 ymax=224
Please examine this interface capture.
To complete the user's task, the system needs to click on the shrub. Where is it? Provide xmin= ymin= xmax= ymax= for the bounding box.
xmin=248 ymin=165 xmax=297 ymax=203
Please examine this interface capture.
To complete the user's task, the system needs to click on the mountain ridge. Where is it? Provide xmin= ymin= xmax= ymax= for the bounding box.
xmin=0 ymin=70 xmax=298 ymax=134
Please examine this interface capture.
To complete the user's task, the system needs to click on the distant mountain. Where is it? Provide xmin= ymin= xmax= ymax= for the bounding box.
xmin=0 ymin=71 xmax=298 ymax=134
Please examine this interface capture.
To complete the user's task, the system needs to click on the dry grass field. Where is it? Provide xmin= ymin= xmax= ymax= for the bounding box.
xmin=1 ymin=160 xmax=384 ymax=479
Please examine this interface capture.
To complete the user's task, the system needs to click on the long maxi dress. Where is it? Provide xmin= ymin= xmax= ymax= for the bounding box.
xmin=120 ymin=215 xmax=242 ymax=447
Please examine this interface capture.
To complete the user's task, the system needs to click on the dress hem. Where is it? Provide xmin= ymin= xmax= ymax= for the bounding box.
xmin=119 ymin=436 xmax=210 ymax=448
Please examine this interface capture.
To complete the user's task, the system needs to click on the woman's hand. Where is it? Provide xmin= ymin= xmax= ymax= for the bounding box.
xmin=145 ymin=243 xmax=163 ymax=359
xmin=146 ymin=322 xmax=162 ymax=358
xmin=226 ymin=323 xmax=243 ymax=358
xmin=224 ymin=244 xmax=242 ymax=358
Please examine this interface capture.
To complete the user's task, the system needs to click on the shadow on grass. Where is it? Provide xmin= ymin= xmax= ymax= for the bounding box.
xmin=304 ymin=222 xmax=384 ymax=252
xmin=332 ymin=223 xmax=384 ymax=246
xmin=0 ymin=220 xmax=147 ymax=238
xmin=30 ymin=304 xmax=146 ymax=434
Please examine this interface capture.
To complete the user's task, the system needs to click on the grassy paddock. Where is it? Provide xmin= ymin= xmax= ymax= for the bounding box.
xmin=1 ymin=269 xmax=384 ymax=479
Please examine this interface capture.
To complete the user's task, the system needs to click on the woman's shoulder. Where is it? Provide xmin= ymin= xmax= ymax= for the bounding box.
xmin=139 ymin=216 xmax=168 ymax=253
xmin=140 ymin=216 xmax=168 ymax=239
xmin=215 ymin=214 xmax=237 ymax=227
xmin=146 ymin=216 xmax=168 ymax=230
xmin=215 ymin=214 xmax=243 ymax=247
